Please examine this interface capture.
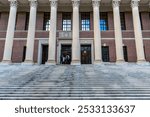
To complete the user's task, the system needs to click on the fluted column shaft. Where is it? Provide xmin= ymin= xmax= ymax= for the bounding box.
xmin=113 ymin=0 xmax=124 ymax=62
xmin=47 ymin=0 xmax=58 ymax=65
xmin=2 ymin=0 xmax=17 ymax=63
xmin=71 ymin=0 xmax=81 ymax=65
xmin=131 ymin=0 xmax=146 ymax=62
xmin=92 ymin=0 xmax=102 ymax=64
xmin=24 ymin=0 xmax=37 ymax=64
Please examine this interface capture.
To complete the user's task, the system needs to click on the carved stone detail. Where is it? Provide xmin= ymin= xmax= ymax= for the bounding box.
xmin=9 ymin=0 xmax=18 ymax=8
xmin=92 ymin=0 xmax=101 ymax=7
xmin=131 ymin=0 xmax=140 ymax=8
xmin=29 ymin=0 xmax=38 ymax=8
xmin=72 ymin=0 xmax=80 ymax=8
xmin=112 ymin=0 xmax=120 ymax=8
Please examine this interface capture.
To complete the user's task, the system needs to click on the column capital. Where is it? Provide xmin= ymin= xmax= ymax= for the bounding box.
xmin=92 ymin=0 xmax=101 ymax=7
xmin=29 ymin=0 xmax=38 ymax=8
xmin=72 ymin=0 xmax=80 ymax=8
xmin=131 ymin=0 xmax=140 ymax=8
xmin=112 ymin=0 xmax=121 ymax=8
xmin=49 ymin=0 xmax=58 ymax=8
xmin=8 ymin=0 xmax=18 ymax=8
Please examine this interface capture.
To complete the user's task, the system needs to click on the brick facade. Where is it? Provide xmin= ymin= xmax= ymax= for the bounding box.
xmin=0 ymin=10 xmax=150 ymax=63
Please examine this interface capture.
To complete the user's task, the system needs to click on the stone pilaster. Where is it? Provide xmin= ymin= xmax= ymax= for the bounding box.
xmin=23 ymin=0 xmax=37 ymax=65
xmin=2 ymin=0 xmax=18 ymax=64
xmin=112 ymin=0 xmax=124 ymax=63
xmin=47 ymin=0 xmax=58 ymax=65
xmin=71 ymin=0 xmax=81 ymax=65
xmin=131 ymin=0 xmax=146 ymax=63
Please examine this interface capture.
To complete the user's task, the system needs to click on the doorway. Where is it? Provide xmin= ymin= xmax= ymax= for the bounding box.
xmin=81 ymin=45 xmax=92 ymax=64
xmin=102 ymin=46 xmax=110 ymax=62
xmin=61 ymin=45 xmax=72 ymax=64
xmin=42 ymin=45 xmax=48 ymax=64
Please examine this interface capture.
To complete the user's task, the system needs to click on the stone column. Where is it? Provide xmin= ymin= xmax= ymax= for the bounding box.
xmin=24 ymin=0 xmax=37 ymax=65
xmin=47 ymin=0 xmax=58 ymax=65
xmin=112 ymin=0 xmax=124 ymax=63
xmin=92 ymin=0 xmax=102 ymax=64
xmin=131 ymin=0 xmax=146 ymax=62
xmin=2 ymin=0 xmax=17 ymax=64
xmin=71 ymin=0 xmax=81 ymax=65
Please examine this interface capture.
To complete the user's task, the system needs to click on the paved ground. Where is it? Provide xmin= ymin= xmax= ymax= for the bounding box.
xmin=0 ymin=63 xmax=150 ymax=100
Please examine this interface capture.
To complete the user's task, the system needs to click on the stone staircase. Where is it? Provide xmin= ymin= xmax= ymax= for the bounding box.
xmin=0 ymin=65 xmax=150 ymax=100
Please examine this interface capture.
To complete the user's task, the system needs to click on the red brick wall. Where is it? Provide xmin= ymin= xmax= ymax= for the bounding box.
xmin=0 ymin=40 xmax=5 ymax=61
xmin=101 ymin=31 xmax=115 ymax=38
xmin=0 ymin=12 xmax=9 ymax=30
xmin=12 ymin=40 xmax=26 ymax=63
xmin=57 ymin=12 xmax=62 ymax=30
xmin=33 ymin=40 xmax=39 ymax=63
xmin=16 ymin=12 xmax=26 ymax=30
xmin=90 ymin=12 xmax=93 ymax=30
xmin=125 ymin=12 xmax=133 ymax=30
xmin=144 ymin=40 xmax=150 ymax=62
xmin=141 ymin=12 xmax=150 ymax=30
xmin=80 ymin=31 xmax=94 ymax=38
xmin=122 ymin=31 xmax=134 ymax=38
xmin=36 ymin=12 xmax=44 ymax=30
xmin=108 ymin=12 xmax=114 ymax=30
xmin=14 ymin=32 xmax=27 ymax=38
xmin=102 ymin=40 xmax=116 ymax=62
xmin=123 ymin=40 xmax=137 ymax=62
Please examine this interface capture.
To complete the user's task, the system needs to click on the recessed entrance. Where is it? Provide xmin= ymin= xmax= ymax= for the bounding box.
xmin=60 ymin=45 xmax=72 ymax=64
xmin=81 ymin=45 xmax=92 ymax=64
xmin=42 ymin=45 xmax=48 ymax=64
xmin=102 ymin=46 xmax=110 ymax=62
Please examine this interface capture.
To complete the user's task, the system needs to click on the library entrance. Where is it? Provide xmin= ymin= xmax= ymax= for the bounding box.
xmin=81 ymin=45 xmax=92 ymax=64
xmin=60 ymin=45 xmax=72 ymax=64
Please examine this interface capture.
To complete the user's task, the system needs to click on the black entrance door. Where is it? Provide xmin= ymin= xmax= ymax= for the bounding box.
xmin=61 ymin=45 xmax=72 ymax=64
xmin=42 ymin=45 xmax=48 ymax=64
xmin=81 ymin=45 xmax=92 ymax=64
xmin=102 ymin=46 xmax=110 ymax=62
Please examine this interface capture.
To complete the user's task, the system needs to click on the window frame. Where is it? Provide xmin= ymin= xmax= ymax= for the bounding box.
xmin=120 ymin=12 xmax=126 ymax=30
xmin=43 ymin=12 xmax=50 ymax=31
xmin=100 ymin=12 xmax=108 ymax=31
xmin=62 ymin=12 xmax=72 ymax=31
xmin=81 ymin=12 xmax=91 ymax=31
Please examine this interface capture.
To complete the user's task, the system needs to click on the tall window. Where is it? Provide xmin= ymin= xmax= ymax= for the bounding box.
xmin=120 ymin=12 xmax=126 ymax=30
xmin=81 ymin=12 xmax=90 ymax=31
xmin=62 ymin=13 xmax=72 ymax=31
xmin=25 ymin=12 xmax=29 ymax=30
xmin=100 ymin=12 xmax=108 ymax=31
xmin=43 ymin=12 xmax=50 ymax=31
xmin=140 ymin=12 xmax=143 ymax=30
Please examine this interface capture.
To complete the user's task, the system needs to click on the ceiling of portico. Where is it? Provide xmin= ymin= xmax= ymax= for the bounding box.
xmin=0 ymin=0 xmax=149 ymax=12
xmin=0 ymin=0 xmax=149 ymax=6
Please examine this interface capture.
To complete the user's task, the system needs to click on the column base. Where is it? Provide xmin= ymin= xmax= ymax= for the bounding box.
xmin=116 ymin=59 xmax=127 ymax=65
xmin=22 ymin=60 xmax=34 ymax=65
xmin=94 ymin=60 xmax=103 ymax=65
xmin=1 ymin=60 xmax=12 ymax=65
xmin=137 ymin=60 xmax=149 ymax=65
xmin=71 ymin=60 xmax=81 ymax=65
xmin=46 ymin=60 xmax=56 ymax=65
